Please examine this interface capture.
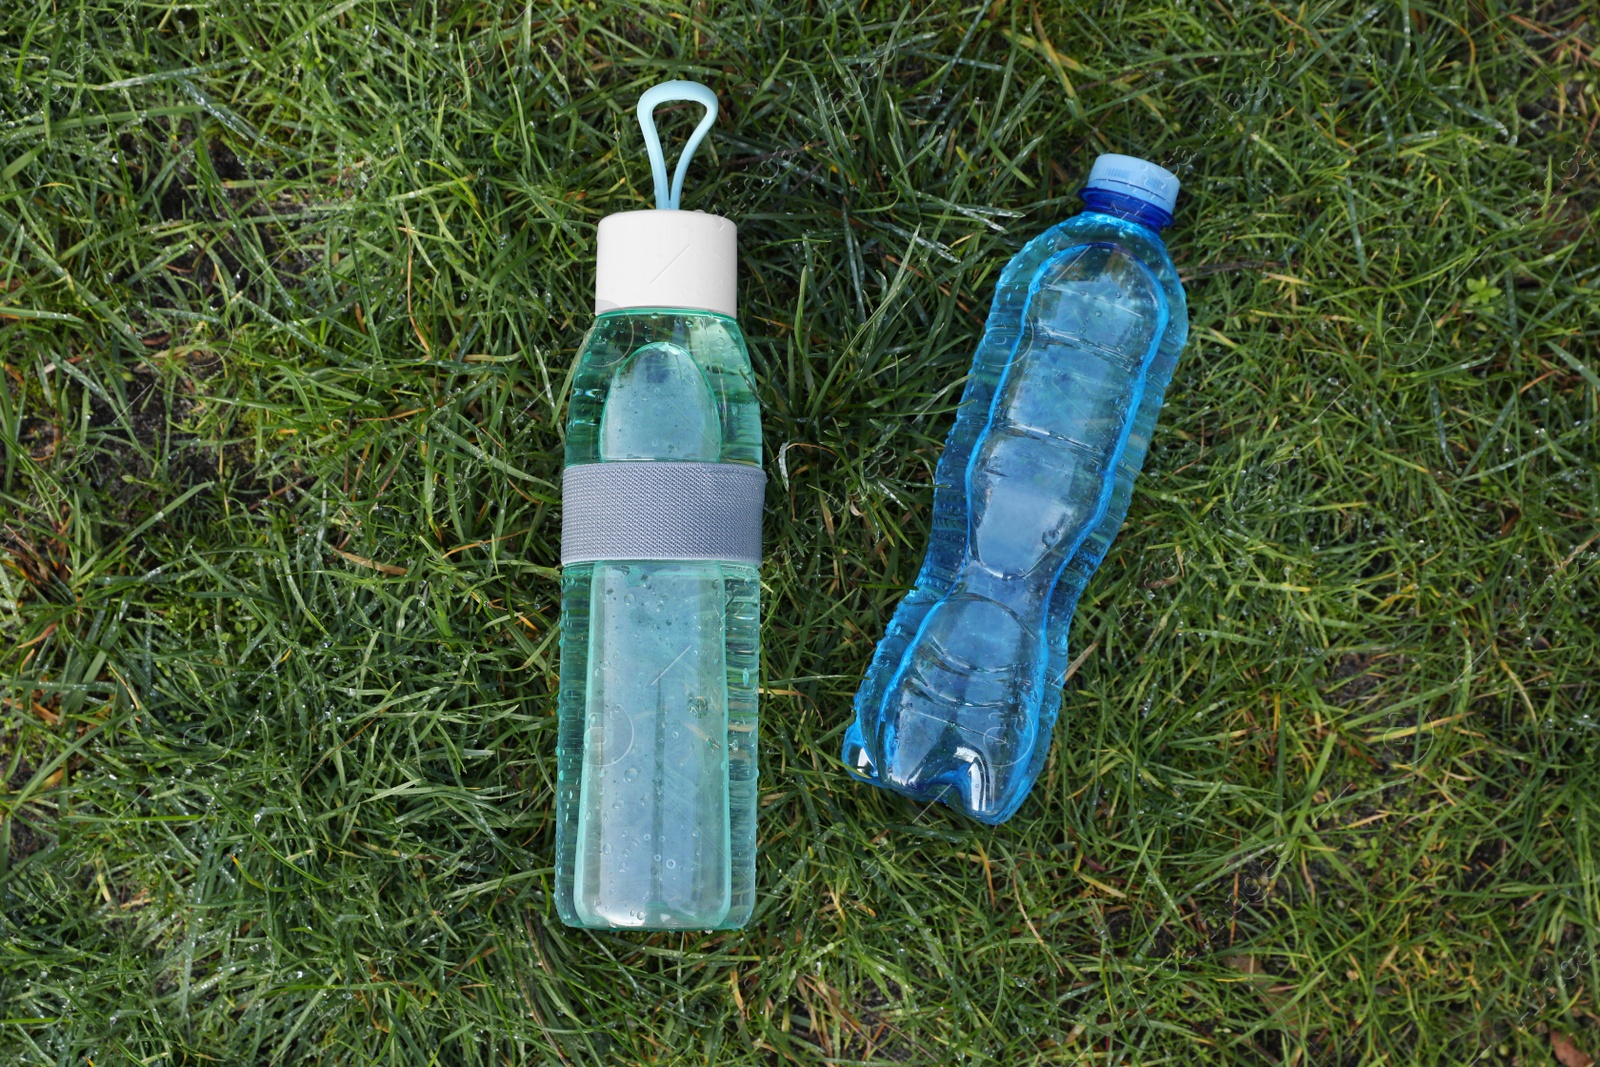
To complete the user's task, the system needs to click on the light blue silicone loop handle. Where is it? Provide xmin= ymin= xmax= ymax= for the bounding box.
xmin=636 ymin=80 xmax=719 ymax=211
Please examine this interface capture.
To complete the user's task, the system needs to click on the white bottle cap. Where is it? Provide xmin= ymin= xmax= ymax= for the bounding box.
xmin=1084 ymin=154 xmax=1180 ymax=217
xmin=594 ymin=209 xmax=737 ymax=318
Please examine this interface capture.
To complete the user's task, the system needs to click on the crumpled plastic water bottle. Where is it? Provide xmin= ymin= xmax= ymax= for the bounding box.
xmin=843 ymin=155 xmax=1190 ymax=825
xmin=554 ymin=82 xmax=764 ymax=929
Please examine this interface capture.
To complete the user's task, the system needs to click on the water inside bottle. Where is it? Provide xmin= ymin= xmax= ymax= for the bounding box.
xmin=556 ymin=311 xmax=762 ymax=929
xmin=846 ymin=200 xmax=1190 ymax=824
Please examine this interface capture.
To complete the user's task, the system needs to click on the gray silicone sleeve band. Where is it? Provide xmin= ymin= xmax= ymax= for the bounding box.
xmin=560 ymin=461 xmax=766 ymax=566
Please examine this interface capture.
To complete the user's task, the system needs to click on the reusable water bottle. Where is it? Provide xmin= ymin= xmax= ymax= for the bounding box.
xmin=554 ymin=82 xmax=764 ymax=929
xmin=843 ymin=155 xmax=1189 ymax=825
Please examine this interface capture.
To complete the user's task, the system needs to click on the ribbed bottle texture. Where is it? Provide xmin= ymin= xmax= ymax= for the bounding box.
xmin=844 ymin=190 xmax=1189 ymax=824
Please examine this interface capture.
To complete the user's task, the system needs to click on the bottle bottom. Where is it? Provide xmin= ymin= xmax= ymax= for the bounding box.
xmin=568 ymin=892 xmax=744 ymax=931
xmin=840 ymin=724 xmax=1032 ymax=826
xmin=842 ymin=580 xmax=1052 ymax=825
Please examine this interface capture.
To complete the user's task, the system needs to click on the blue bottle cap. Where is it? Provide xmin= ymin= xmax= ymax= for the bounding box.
xmin=1084 ymin=154 xmax=1180 ymax=217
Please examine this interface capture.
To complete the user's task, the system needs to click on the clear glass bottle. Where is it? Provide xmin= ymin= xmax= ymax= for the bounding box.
xmin=554 ymin=306 xmax=761 ymax=930
xmin=554 ymin=82 xmax=762 ymax=931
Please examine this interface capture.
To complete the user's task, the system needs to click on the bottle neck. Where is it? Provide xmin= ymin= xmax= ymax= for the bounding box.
xmin=1081 ymin=188 xmax=1172 ymax=232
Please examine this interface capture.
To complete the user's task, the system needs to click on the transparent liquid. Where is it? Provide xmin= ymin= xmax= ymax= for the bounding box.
xmin=555 ymin=310 xmax=761 ymax=930
xmin=845 ymin=208 xmax=1190 ymax=824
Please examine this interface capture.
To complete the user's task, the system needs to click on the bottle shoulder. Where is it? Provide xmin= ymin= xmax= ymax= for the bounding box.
xmin=566 ymin=310 xmax=761 ymax=467
xmin=1051 ymin=214 xmax=1178 ymax=273
xmin=576 ymin=310 xmax=754 ymax=367
xmin=1036 ymin=213 xmax=1188 ymax=326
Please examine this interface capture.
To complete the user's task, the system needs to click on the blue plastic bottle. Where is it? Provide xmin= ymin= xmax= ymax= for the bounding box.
xmin=842 ymin=155 xmax=1189 ymax=824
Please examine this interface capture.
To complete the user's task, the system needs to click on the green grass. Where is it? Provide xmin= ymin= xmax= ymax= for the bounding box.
xmin=1 ymin=1 xmax=1597 ymax=1063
